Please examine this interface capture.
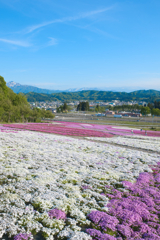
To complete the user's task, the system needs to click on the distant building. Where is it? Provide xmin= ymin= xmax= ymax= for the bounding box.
xmin=108 ymin=102 xmax=116 ymax=106
xmin=119 ymin=112 xmax=142 ymax=117
xmin=139 ymin=102 xmax=147 ymax=106
xmin=95 ymin=113 xmax=105 ymax=117
xmin=114 ymin=115 xmax=122 ymax=118
xmin=106 ymin=111 xmax=115 ymax=115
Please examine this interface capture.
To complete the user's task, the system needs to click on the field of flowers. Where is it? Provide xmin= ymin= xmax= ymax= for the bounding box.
xmin=0 ymin=123 xmax=160 ymax=239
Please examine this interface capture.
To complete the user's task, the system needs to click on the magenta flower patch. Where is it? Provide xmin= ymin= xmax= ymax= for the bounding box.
xmin=48 ymin=208 xmax=66 ymax=220
xmin=3 ymin=123 xmax=114 ymax=137
xmin=14 ymin=233 xmax=32 ymax=240
xmin=86 ymin=162 xmax=160 ymax=239
xmin=3 ymin=121 xmax=160 ymax=137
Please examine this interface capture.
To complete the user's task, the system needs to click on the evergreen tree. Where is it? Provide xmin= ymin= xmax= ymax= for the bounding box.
xmin=77 ymin=101 xmax=89 ymax=111
xmin=63 ymin=102 xmax=68 ymax=111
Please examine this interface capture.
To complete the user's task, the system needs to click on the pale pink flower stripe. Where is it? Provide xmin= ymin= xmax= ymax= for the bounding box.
xmin=57 ymin=121 xmax=160 ymax=137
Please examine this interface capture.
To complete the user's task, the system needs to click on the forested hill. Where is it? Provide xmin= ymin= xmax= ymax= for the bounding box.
xmin=0 ymin=76 xmax=54 ymax=122
xmin=25 ymin=89 xmax=160 ymax=102
xmin=0 ymin=76 xmax=31 ymax=122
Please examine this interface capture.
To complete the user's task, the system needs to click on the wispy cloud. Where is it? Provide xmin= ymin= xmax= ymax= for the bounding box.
xmin=79 ymin=7 xmax=113 ymax=18
xmin=66 ymin=22 xmax=117 ymax=39
xmin=48 ymin=37 xmax=58 ymax=46
xmin=86 ymin=26 xmax=117 ymax=39
xmin=0 ymin=38 xmax=31 ymax=47
xmin=26 ymin=19 xmax=62 ymax=34
xmin=26 ymin=6 xmax=114 ymax=33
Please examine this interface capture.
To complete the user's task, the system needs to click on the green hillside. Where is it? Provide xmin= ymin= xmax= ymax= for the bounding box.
xmin=0 ymin=76 xmax=54 ymax=122
xmin=25 ymin=89 xmax=160 ymax=103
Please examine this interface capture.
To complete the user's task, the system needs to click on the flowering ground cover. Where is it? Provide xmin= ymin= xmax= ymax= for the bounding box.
xmin=2 ymin=123 xmax=113 ymax=138
xmin=54 ymin=121 xmax=160 ymax=137
xmin=86 ymin=163 xmax=160 ymax=239
xmin=0 ymin=125 xmax=21 ymax=133
xmin=0 ymin=128 xmax=160 ymax=240
xmin=87 ymin=135 xmax=160 ymax=152
xmin=3 ymin=121 xmax=160 ymax=138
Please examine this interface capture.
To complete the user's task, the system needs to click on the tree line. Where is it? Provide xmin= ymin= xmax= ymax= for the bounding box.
xmin=56 ymin=101 xmax=160 ymax=116
xmin=145 ymin=101 xmax=160 ymax=116
xmin=109 ymin=103 xmax=160 ymax=116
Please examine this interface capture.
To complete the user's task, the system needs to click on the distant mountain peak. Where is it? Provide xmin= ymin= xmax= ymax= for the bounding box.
xmin=6 ymin=81 xmax=61 ymax=94
xmin=7 ymin=81 xmax=21 ymax=87
xmin=66 ymin=87 xmax=100 ymax=92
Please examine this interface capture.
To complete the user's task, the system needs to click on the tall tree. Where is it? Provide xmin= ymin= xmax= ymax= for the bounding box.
xmin=77 ymin=101 xmax=89 ymax=111
xmin=141 ymin=106 xmax=150 ymax=116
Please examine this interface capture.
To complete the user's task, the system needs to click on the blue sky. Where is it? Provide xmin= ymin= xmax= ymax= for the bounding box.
xmin=0 ymin=0 xmax=160 ymax=91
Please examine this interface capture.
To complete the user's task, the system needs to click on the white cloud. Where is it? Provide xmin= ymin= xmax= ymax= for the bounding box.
xmin=48 ymin=37 xmax=58 ymax=46
xmin=79 ymin=7 xmax=114 ymax=19
xmin=26 ymin=6 xmax=114 ymax=33
xmin=0 ymin=38 xmax=31 ymax=47
xmin=26 ymin=19 xmax=63 ymax=33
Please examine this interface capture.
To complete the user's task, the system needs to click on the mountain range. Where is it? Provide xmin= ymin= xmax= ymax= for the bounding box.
xmin=25 ymin=89 xmax=160 ymax=103
xmin=7 ymin=82 xmax=160 ymax=103
xmin=7 ymin=81 xmax=140 ymax=94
